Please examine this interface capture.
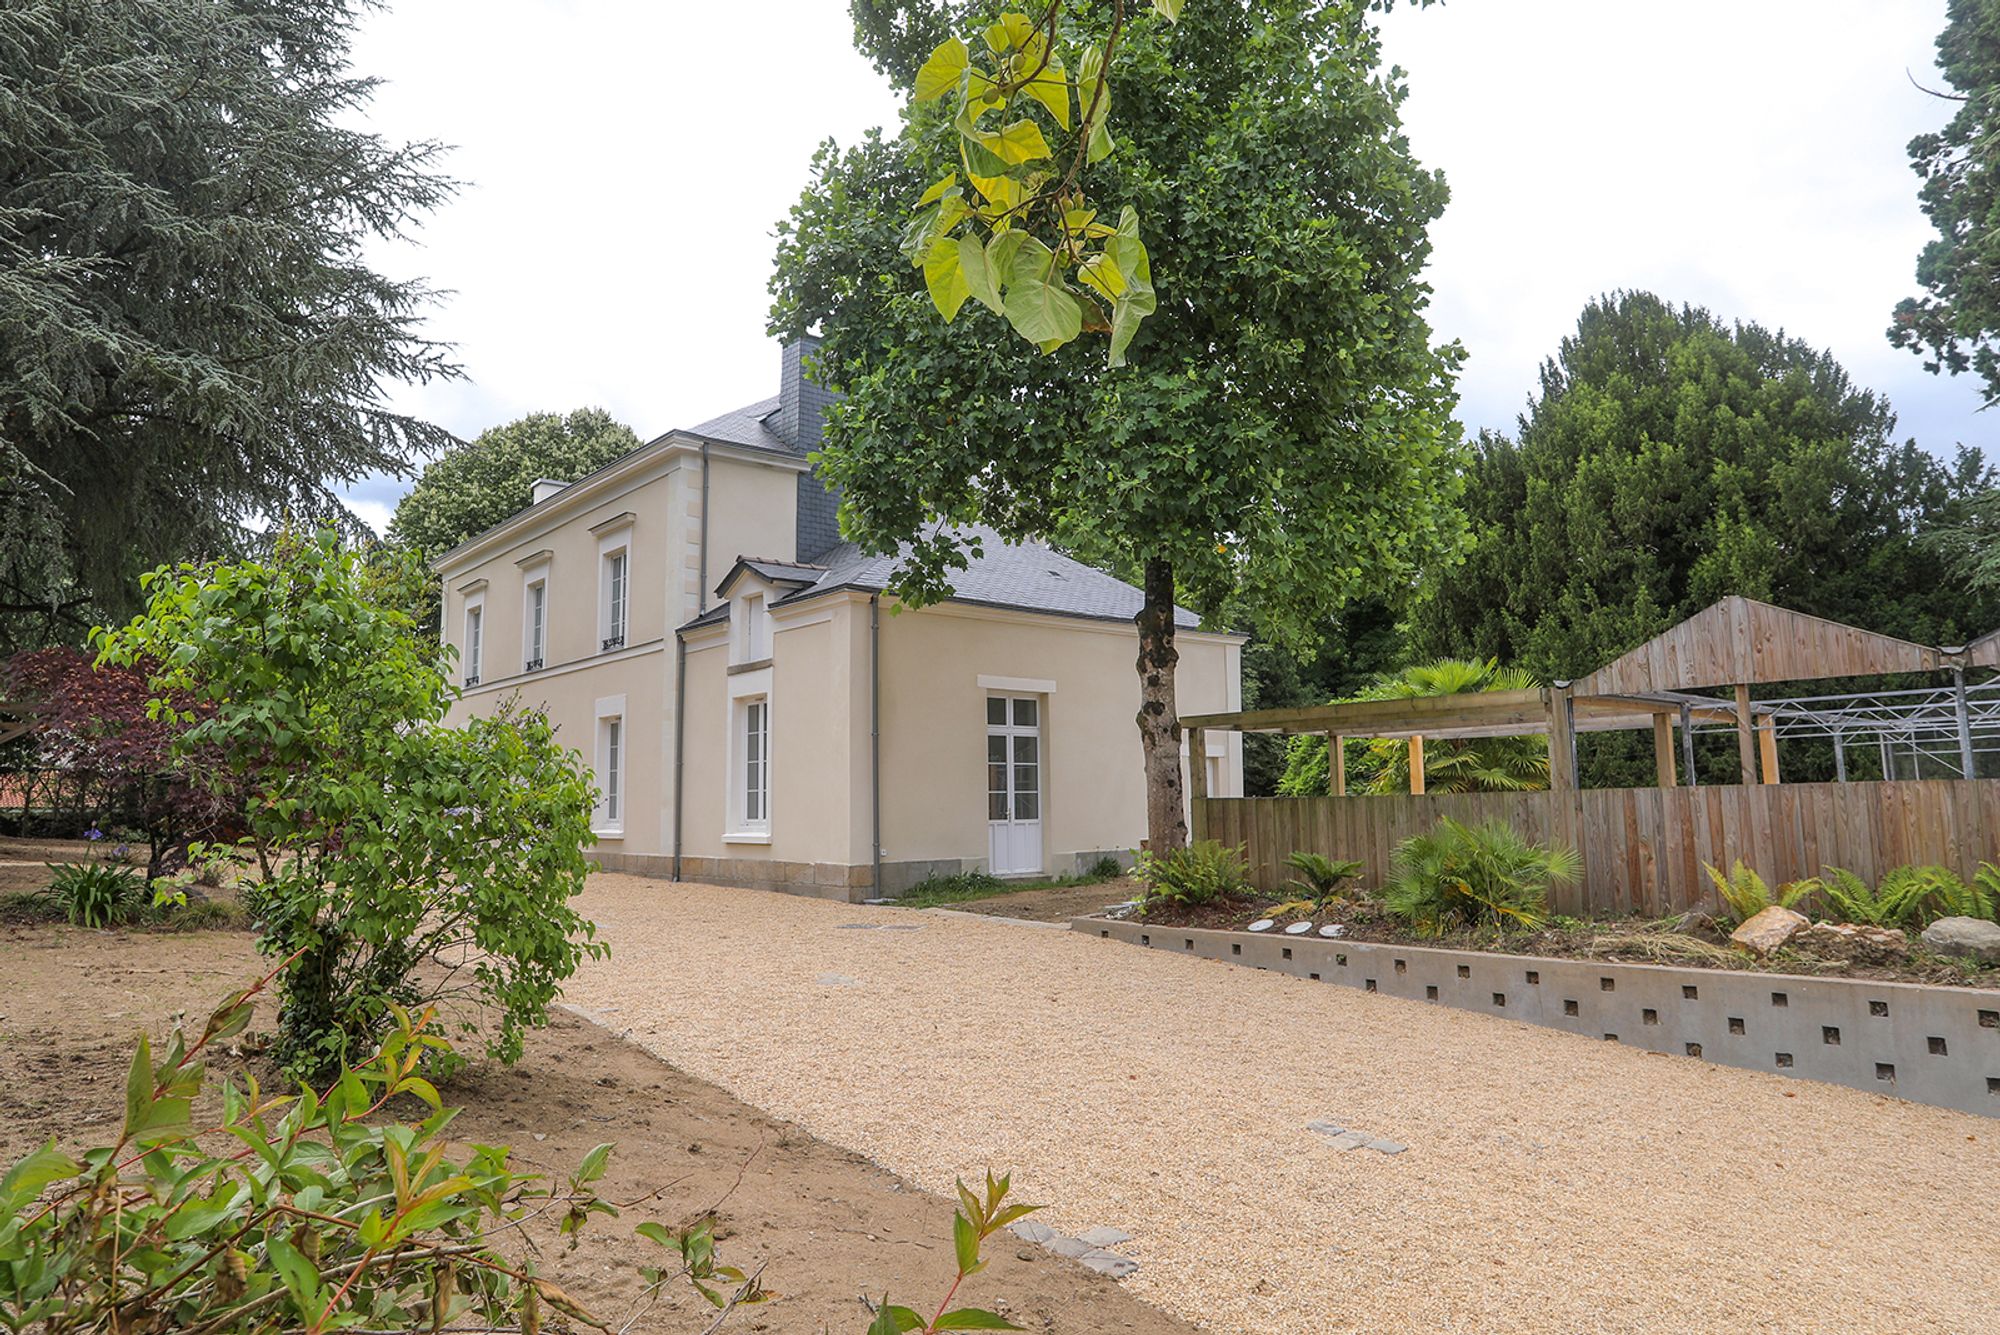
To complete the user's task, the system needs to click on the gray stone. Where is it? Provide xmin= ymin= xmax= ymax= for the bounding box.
xmin=1366 ymin=1139 xmax=1407 ymax=1155
xmin=1010 ymin=1220 xmax=1057 ymax=1244
xmin=835 ymin=923 xmax=880 ymax=931
xmin=879 ymin=924 xmax=923 ymax=931
xmin=1046 ymin=1236 xmax=1095 ymax=1259
xmin=1079 ymin=1249 xmax=1139 ymax=1278
xmin=815 ymin=972 xmax=861 ymax=987
xmin=1305 ymin=1119 xmax=1346 ymax=1136
xmin=1920 ymin=915 xmax=2000 ymax=963
xmin=1321 ymin=1131 xmax=1371 ymax=1151
xmin=1077 ymin=1226 xmax=1132 ymax=1247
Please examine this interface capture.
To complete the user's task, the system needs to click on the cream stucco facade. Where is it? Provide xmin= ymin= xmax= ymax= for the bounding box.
xmin=434 ymin=342 xmax=1244 ymax=900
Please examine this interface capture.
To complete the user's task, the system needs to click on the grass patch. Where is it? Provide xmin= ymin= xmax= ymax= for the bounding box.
xmin=0 ymin=890 xmax=250 ymax=932
xmin=896 ymin=863 xmax=1126 ymax=909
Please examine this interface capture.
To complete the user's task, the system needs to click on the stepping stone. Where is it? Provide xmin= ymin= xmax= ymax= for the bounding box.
xmin=1247 ymin=919 xmax=1275 ymax=932
xmin=1306 ymin=1119 xmax=1345 ymax=1136
xmin=1367 ymin=1139 xmax=1407 ymax=1155
xmin=1079 ymin=1249 xmax=1139 ymax=1279
xmin=1010 ymin=1220 xmax=1058 ymax=1244
xmin=816 ymin=973 xmax=861 ymax=987
xmin=1046 ymin=1236 xmax=1095 ymax=1259
xmin=835 ymin=923 xmax=880 ymax=930
xmin=1317 ymin=924 xmax=1346 ymax=938
xmin=1077 ymin=1226 xmax=1132 ymax=1247
xmin=1320 ymin=1131 xmax=1371 ymax=1151
xmin=1283 ymin=921 xmax=1314 ymax=935
xmin=879 ymin=924 xmax=923 ymax=931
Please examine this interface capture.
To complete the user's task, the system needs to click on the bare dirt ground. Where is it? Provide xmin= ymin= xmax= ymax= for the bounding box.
xmin=940 ymin=876 xmax=1139 ymax=922
xmin=0 ymin=835 xmax=105 ymax=894
xmin=0 ymin=920 xmax=1191 ymax=1334
xmin=567 ymin=873 xmax=2000 ymax=1335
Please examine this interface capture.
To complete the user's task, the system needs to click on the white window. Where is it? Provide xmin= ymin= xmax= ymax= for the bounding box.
xmin=464 ymin=604 xmax=484 ymax=684
xmin=524 ymin=578 xmax=547 ymax=670
xmin=594 ymin=695 xmax=627 ymax=836
xmin=603 ymin=550 xmax=628 ymax=650
xmin=728 ymin=694 xmax=771 ymax=835
xmin=733 ymin=591 xmax=771 ymax=664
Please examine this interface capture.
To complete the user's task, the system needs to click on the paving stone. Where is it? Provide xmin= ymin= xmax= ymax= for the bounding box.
xmin=834 ymin=924 xmax=880 ymax=931
xmin=879 ymin=924 xmax=923 ymax=931
xmin=1078 ymin=1226 xmax=1132 ymax=1247
xmin=1321 ymin=1131 xmax=1371 ymax=1151
xmin=1079 ymin=1249 xmax=1139 ymax=1278
xmin=1306 ymin=1119 xmax=1346 ymax=1136
xmin=1045 ymin=1236 xmax=1095 ymax=1259
xmin=816 ymin=973 xmax=861 ymax=987
xmin=1010 ymin=1220 xmax=1058 ymax=1244
xmin=1366 ymin=1139 xmax=1408 ymax=1155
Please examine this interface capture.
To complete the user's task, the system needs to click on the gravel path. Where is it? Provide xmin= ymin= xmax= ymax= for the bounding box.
xmin=565 ymin=874 xmax=2000 ymax=1333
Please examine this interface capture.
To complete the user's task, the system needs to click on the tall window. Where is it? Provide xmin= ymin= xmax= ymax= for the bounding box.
xmin=603 ymin=550 xmax=628 ymax=651
xmin=604 ymin=718 xmax=622 ymax=823
xmin=741 ymin=698 xmax=769 ymax=829
xmin=464 ymin=605 xmax=483 ymax=684
xmin=525 ymin=579 xmax=546 ymax=670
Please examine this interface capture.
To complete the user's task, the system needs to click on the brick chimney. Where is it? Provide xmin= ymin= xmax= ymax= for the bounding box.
xmin=777 ymin=335 xmax=844 ymax=561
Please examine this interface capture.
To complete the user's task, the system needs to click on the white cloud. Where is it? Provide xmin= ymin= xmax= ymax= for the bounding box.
xmin=337 ymin=0 xmax=1988 ymax=531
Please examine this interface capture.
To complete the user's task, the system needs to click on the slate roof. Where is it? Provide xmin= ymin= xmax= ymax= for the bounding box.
xmin=685 ymin=396 xmax=793 ymax=454
xmin=679 ymin=526 xmax=1209 ymax=633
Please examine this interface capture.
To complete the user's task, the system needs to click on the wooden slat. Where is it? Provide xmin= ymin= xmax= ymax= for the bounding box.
xmin=1577 ymin=595 xmax=1945 ymax=694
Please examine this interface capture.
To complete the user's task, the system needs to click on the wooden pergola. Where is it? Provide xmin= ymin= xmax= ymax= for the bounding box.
xmin=1182 ymin=596 xmax=1969 ymax=804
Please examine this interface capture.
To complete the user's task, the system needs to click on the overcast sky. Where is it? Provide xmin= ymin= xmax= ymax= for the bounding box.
xmin=340 ymin=0 xmax=1986 ymax=534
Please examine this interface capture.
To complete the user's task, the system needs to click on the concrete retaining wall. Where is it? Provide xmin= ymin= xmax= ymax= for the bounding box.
xmin=1080 ymin=918 xmax=2000 ymax=1118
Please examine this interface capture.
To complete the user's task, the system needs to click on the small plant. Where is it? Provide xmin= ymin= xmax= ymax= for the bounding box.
xmin=1283 ymin=851 xmax=1364 ymax=909
xmin=1134 ymin=839 xmax=1250 ymax=909
xmin=1702 ymin=860 xmax=1810 ymax=928
xmin=866 ymin=1172 xmax=1040 ymax=1335
xmin=44 ymin=860 xmax=147 ymax=927
xmin=1900 ymin=863 xmax=1997 ymax=922
xmin=899 ymin=870 xmax=1007 ymax=907
xmin=1383 ymin=818 xmax=1578 ymax=937
xmin=1806 ymin=866 xmax=1926 ymax=927
xmin=1087 ymin=854 xmax=1123 ymax=879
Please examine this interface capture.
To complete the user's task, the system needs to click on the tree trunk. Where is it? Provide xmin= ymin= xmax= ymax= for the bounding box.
xmin=1134 ymin=556 xmax=1188 ymax=855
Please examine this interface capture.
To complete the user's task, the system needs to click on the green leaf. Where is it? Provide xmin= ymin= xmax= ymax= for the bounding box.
xmin=916 ymin=173 xmax=960 ymax=207
xmin=937 ymin=1310 xmax=1025 ymax=1330
xmin=1152 ymin=0 xmax=1185 ymax=19
xmin=952 ymin=1209 xmax=980 ymax=1274
xmin=983 ymin=12 xmax=1039 ymax=55
xmin=576 ymin=1142 xmax=613 ymax=1185
xmin=914 ymin=37 xmax=968 ymax=102
xmin=266 ymin=1234 xmax=323 ymax=1319
xmin=925 ymin=235 xmax=972 ymax=321
xmin=1 ymin=1142 xmax=80 ymax=1212
xmin=123 ymin=1033 xmax=154 ymax=1141
xmin=960 ymin=235 xmax=1003 ymax=315
xmin=1077 ymin=253 xmax=1125 ymax=302
xmin=868 ymin=1300 xmax=925 ymax=1335
xmin=1024 ymin=56 xmax=1071 ymax=130
xmin=989 ymin=118 xmax=1052 ymax=166
xmin=1004 ymin=270 xmax=1083 ymax=352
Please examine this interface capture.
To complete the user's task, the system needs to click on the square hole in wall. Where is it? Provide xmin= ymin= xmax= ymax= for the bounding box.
xmin=1869 ymin=1000 xmax=1889 ymax=1018
xmin=1426 ymin=984 xmax=1439 ymax=1001
xmin=1184 ymin=939 xmax=1194 ymax=951
xmin=1980 ymin=1009 xmax=1998 ymax=1029
xmin=1457 ymin=964 xmax=1471 ymax=979
xmin=1395 ymin=959 xmax=1408 ymax=974
xmin=1729 ymin=1017 xmax=1746 ymax=1036
xmin=1231 ymin=943 xmax=1241 ymax=956
xmin=1364 ymin=978 xmax=1377 ymax=993
xmin=1282 ymin=947 xmax=1293 ymax=961
xmin=1989 ymin=1077 xmax=2000 ymax=1096
xmin=1603 ymin=1033 xmax=1618 ymax=1042
xmin=1771 ymin=991 xmax=1788 ymax=1008
xmin=1526 ymin=970 xmax=1540 ymax=985
xmin=1823 ymin=1026 xmax=1841 ymax=1046
xmin=1683 ymin=984 xmax=1699 ymax=1000
xmin=1492 ymin=993 xmax=1507 ymax=1007
xmin=1642 ymin=1008 xmax=1659 ymax=1026
xmin=1600 ymin=977 xmax=1616 ymax=992
xmin=1876 ymin=1062 xmax=1896 ymax=1083
xmin=1686 ymin=1042 xmax=1703 ymax=1058
xmin=1563 ymin=999 xmax=1580 ymax=1017
xmin=1100 ymin=929 xmax=1109 ymax=938
xmin=1309 ymin=972 xmax=1321 ymax=981
xmin=1776 ymin=1052 xmax=1794 ymax=1068
xmin=1336 ymin=954 xmax=1347 ymax=967
xmin=1929 ymin=1036 xmax=1948 ymax=1056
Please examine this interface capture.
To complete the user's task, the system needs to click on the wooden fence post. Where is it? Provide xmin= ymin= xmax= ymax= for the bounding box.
xmin=1544 ymin=684 xmax=1586 ymax=912
xmin=1329 ymin=733 xmax=1346 ymax=797
xmin=1733 ymin=685 xmax=1758 ymax=787
xmin=1652 ymin=712 xmax=1676 ymax=788
xmin=1756 ymin=715 xmax=1781 ymax=785
xmin=1188 ymin=727 xmax=1209 ymax=840
xmin=1409 ymin=735 xmax=1426 ymax=795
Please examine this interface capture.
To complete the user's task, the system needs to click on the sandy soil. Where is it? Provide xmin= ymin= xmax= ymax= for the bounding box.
xmin=567 ymin=874 xmax=2000 ymax=1335
xmin=0 ymin=921 xmax=1190 ymax=1334
xmin=0 ymin=835 xmax=109 ymax=894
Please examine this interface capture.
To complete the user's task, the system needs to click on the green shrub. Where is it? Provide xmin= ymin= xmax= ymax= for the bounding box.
xmin=1903 ymin=863 xmax=1997 ymax=921
xmin=1135 ymin=839 xmax=1250 ymax=908
xmin=44 ymin=861 xmax=146 ymax=927
xmin=1702 ymin=860 xmax=1810 ymax=928
xmin=96 ymin=531 xmax=605 ymax=1079
xmin=1087 ymin=854 xmax=1124 ymax=879
xmin=1384 ymin=818 xmax=1578 ymax=936
xmin=1284 ymin=851 xmax=1364 ymax=906
xmin=1807 ymin=866 xmax=1925 ymax=927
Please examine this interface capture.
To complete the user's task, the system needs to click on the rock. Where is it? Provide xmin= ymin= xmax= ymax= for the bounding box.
xmin=1920 ymin=916 xmax=2000 ymax=964
xmin=1046 ymin=1236 xmax=1095 ymax=1259
xmin=1079 ymin=1249 xmax=1139 ymax=1278
xmin=1729 ymin=905 xmax=1810 ymax=957
xmin=1795 ymin=921 xmax=1909 ymax=966
xmin=1010 ymin=1220 xmax=1057 ymax=1244
xmin=1078 ymin=1226 xmax=1133 ymax=1247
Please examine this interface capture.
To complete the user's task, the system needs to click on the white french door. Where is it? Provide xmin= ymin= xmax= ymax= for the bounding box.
xmin=986 ymin=695 xmax=1043 ymax=875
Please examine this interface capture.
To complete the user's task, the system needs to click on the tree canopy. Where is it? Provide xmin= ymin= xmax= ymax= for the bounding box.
xmin=775 ymin=0 xmax=1465 ymax=849
xmin=0 ymin=0 xmax=455 ymax=654
xmin=1413 ymin=291 xmax=1997 ymax=681
xmin=388 ymin=409 xmax=642 ymax=559
xmin=1891 ymin=0 xmax=2000 ymax=405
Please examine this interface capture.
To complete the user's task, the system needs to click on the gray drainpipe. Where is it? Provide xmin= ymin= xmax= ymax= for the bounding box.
xmin=871 ymin=594 xmax=882 ymax=898
xmin=675 ymin=443 xmax=712 ymax=884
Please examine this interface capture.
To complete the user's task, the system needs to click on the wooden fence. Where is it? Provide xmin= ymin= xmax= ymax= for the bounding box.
xmin=1194 ymin=779 xmax=2000 ymax=916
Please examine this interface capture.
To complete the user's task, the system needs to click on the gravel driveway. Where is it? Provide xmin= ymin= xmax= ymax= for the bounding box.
xmin=564 ymin=874 xmax=2000 ymax=1334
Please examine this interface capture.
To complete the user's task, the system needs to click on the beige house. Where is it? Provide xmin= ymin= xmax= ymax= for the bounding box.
xmin=434 ymin=339 xmax=1244 ymax=899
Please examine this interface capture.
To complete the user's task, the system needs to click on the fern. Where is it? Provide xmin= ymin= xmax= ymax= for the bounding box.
xmin=1702 ymin=860 xmax=1809 ymax=928
xmin=1282 ymin=851 xmax=1364 ymax=911
xmin=1903 ymin=864 xmax=1997 ymax=921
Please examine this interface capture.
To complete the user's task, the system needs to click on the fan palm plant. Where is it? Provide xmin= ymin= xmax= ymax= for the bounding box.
xmin=1383 ymin=818 xmax=1579 ymax=937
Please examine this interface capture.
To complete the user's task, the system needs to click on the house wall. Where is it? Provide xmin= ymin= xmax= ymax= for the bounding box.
xmin=875 ymin=602 xmax=1243 ymax=885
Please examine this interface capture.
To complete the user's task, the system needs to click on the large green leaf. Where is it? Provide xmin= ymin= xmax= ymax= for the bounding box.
xmin=988 ymin=118 xmax=1053 ymax=166
xmin=937 ymin=1311 xmax=1025 ymax=1330
xmin=1 ymin=1141 xmax=80 ymax=1212
xmin=1024 ymin=56 xmax=1071 ymax=130
xmin=960 ymin=235 xmax=1004 ymax=315
xmin=1004 ymin=272 xmax=1083 ymax=350
xmin=925 ymin=235 xmax=972 ymax=321
xmin=914 ymin=37 xmax=969 ymax=102
xmin=983 ymin=12 xmax=1040 ymax=55
xmin=1152 ymin=0 xmax=1185 ymax=20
